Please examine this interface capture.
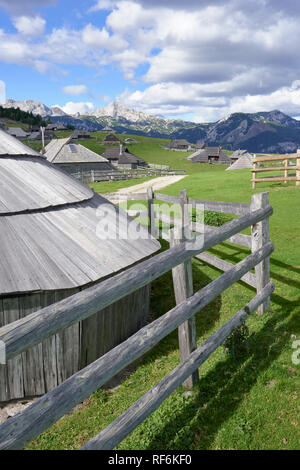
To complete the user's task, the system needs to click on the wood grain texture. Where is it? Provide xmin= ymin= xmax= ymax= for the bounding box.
xmin=0 ymin=203 xmax=273 ymax=363
xmin=196 ymin=252 xmax=256 ymax=288
xmin=170 ymin=226 xmax=199 ymax=388
xmin=0 ymin=241 xmax=274 ymax=450
xmin=251 ymin=193 xmax=270 ymax=314
xmin=81 ymin=282 xmax=275 ymax=450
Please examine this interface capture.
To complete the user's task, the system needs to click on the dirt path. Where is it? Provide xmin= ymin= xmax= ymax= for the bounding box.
xmin=101 ymin=175 xmax=186 ymax=203
xmin=117 ymin=175 xmax=186 ymax=194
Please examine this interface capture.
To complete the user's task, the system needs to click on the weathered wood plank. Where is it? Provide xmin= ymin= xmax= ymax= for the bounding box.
xmin=252 ymin=177 xmax=297 ymax=182
xmin=153 ymin=193 xmax=180 ymax=204
xmin=252 ymin=154 xmax=297 ymax=163
xmin=251 ymin=166 xmax=300 ymax=172
xmin=3 ymin=297 xmax=24 ymax=400
xmin=147 ymin=187 xmax=157 ymax=238
xmin=0 ymin=298 xmax=9 ymax=401
xmin=0 ymin=242 xmax=274 ymax=450
xmin=251 ymin=193 xmax=270 ymax=314
xmin=0 ymin=203 xmax=273 ymax=363
xmin=297 ymin=152 xmax=300 ymax=186
xmin=82 ymin=281 xmax=275 ymax=450
xmin=189 ymin=198 xmax=250 ymax=215
xmin=170 ymin=226 xmax=199 ymax=388
xmin=19 ymin=293 xmax=45 ymax=397
xmin=196 ymin=252 xmax=256 ymax=288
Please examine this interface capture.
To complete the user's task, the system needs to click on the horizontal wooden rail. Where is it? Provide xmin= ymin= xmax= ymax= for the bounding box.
xmin=0 ymin=204 xmax=273 ymax=363
xmin=81 ymin=281 xmax=274 ymax=450
xmin=0 ymin=242 xmax=274 ymax=450
xmin=252 ymin=177 xmax=297 ymax=183
xmin=154 ymin=193 xmax=251 ymax=216
xmin=188 ymin=198 xmax=250 ymax=216
xmin=196 ymin=252 xmax=256 ymax=288
xmin=252 ymin=154 xmax=298 ymax=163
xmin=252 ymin=152 xmax=300 ymax=188
xmin=252 ymin=166 xmax=300 ymax=173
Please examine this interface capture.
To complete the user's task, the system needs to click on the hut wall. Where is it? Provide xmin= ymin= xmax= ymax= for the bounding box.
xmin=0 ymin=284 xmax=150 ymax=402
xmin=56 ymin=162 xmax=113 ymax=174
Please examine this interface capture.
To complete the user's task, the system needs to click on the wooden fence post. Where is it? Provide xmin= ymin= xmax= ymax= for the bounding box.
xmin=297 ymin=150 xmax=300 ymax=187
xmin=284 ymin=158 xmax=288 ymax=184
xmin=147 ymin=187 xmax=157 ymax=238
xmin=170 ymin=196 xmax=199 ymax=388
xmin=251 ymin=192 xmax=271 ymax=314
xmin=179 ymin=189 xmax=190 ymax=239
xmin=252 ymin=155 xmax=257 ymax=189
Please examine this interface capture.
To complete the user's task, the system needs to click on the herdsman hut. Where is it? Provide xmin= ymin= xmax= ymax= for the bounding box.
xmin=0 ymin=129 xmax=160 ymax=402
xmin=45 ymin=137 xmax=115 ymax=174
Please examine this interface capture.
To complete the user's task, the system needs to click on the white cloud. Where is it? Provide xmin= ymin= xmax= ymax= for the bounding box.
xmin=0 ymin=0 xmax=56 ymax=14
xmin=13 ymin=15 xmax=46 ymax=36
xmin=82 ymin=23 xmax=128 ymax=51
xmin=89 ymin=0 xmax=118 ymax=11
xmin=59 ymin=101 xmax=96 ymax=115
xmin=62 ymin=85 xmax=88 ymax=96
xmin=0 ymin=80 xmax=6 ymax=103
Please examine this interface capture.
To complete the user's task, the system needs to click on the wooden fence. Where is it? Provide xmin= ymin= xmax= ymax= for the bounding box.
xmin=71 ymin=167 xmax=186 ymax=184
xmin=0 ymin=191 xmax=274 ymax=450
xmin=251 ymin=151 xmax=300 ymax=188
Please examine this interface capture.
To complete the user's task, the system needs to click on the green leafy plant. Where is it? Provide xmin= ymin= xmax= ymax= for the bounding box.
xmin=224 ymin=322 xmax=250 ymax=358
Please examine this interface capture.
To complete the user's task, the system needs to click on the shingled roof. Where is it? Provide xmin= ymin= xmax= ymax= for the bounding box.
xmin=46 ymin=140 xmax=110 ymax=164
xmin=0 ymin=129 xmax=160 ymax=295
xmin=7 ymin=127 xmax=28 ymax=138
xmin=103 ymin=133 xmax=120 ymax=143
xmin=188 ymin=147 xmax=230 ymax=163
xmin=226 ymin=153 xmax=253 ymax=170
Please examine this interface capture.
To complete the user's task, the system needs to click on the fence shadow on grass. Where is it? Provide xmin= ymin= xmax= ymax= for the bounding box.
xmin=143 ymin=304 xmax=299 ymax=450
xmin=147 ymin=239 xmax=223 ymax=363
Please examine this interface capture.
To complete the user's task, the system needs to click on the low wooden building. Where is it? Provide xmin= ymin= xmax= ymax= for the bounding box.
xmin=230 ymin=149 xmax=252 ymax=163
xmin=226 ymin=153 xmax=253 ymax=170
xmin=103 ymin=134 xmax=120 ymax=145
xmin=102 ymin=146 xmax=147 ymax=169
xmin=99 ymin=126 xmax=115 ymax=133
xmin=28 ymin=130 xmax=55 ymax=141
xmin=71 ymin=130 xmax=91 ymax=140
xmin=45 ymin=138 xmax=114 ymax=173
xmin=0 ymin=129 xmax=160 ymax=402
xmin=7 ymin=127 xmax=28 ymax=140
xmin=167 ymin=139 xmax=192 ymax=151
xmin=188 ymin=146 xmax=230 ymax=164
xmin=46 ymin=123 xmax=68 ymax=131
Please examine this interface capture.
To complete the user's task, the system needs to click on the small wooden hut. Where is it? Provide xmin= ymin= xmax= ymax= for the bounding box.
xmin=188 ymin=146 xmax=230 ymax=164
xmin=167 ymin=139 xmax=192 ymax=150
xmin=103 ymin=134 xmax=120 ymax=144
xmin=45 ymin=138 xmax=114 ymax=174
xmin=102 ymin=146 xmax=147 ymax=169
xmin=7 ymin=127 xmax=28 ymax=140
xmin=0 ymin=129 xmax=160 ymax=402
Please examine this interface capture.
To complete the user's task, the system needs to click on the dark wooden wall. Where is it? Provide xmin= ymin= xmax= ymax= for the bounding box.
xmin=0 ymin=284 xmax=150 ymax=402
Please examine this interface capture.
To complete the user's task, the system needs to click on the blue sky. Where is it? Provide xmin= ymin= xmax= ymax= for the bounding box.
xmin=1 ymin=0 xmax=300 ymax=121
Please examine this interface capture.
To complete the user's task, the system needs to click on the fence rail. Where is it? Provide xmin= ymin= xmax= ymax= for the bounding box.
xmin=71 ymin=167 xmax=186 ymax=184
xmin=251 ymin=152 xmax=300 ymax=188
xmin=0 ymin=190 xmax=274 ymax=450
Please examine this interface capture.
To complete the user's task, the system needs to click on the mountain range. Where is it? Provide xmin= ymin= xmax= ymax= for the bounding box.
xmin=2 ymin=99 xmax=300 ymax=153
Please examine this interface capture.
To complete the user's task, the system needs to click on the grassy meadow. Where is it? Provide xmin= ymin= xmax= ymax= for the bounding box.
xmin=27 ymin=134 xmax=300 ymax=451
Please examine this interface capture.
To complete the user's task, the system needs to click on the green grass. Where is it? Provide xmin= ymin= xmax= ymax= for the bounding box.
xmin=27 ymin=157 xmax=300 ymax=450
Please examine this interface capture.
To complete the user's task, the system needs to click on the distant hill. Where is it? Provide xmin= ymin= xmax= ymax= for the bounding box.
xmin=2 ymin=99 xmax=300 ymax=153
xmin=0 ymin=105 xmax=48 ymax=128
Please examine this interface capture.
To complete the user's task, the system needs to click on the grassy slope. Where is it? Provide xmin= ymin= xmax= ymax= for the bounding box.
xmin=27 ymin=137 xmax=300 ymax=451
